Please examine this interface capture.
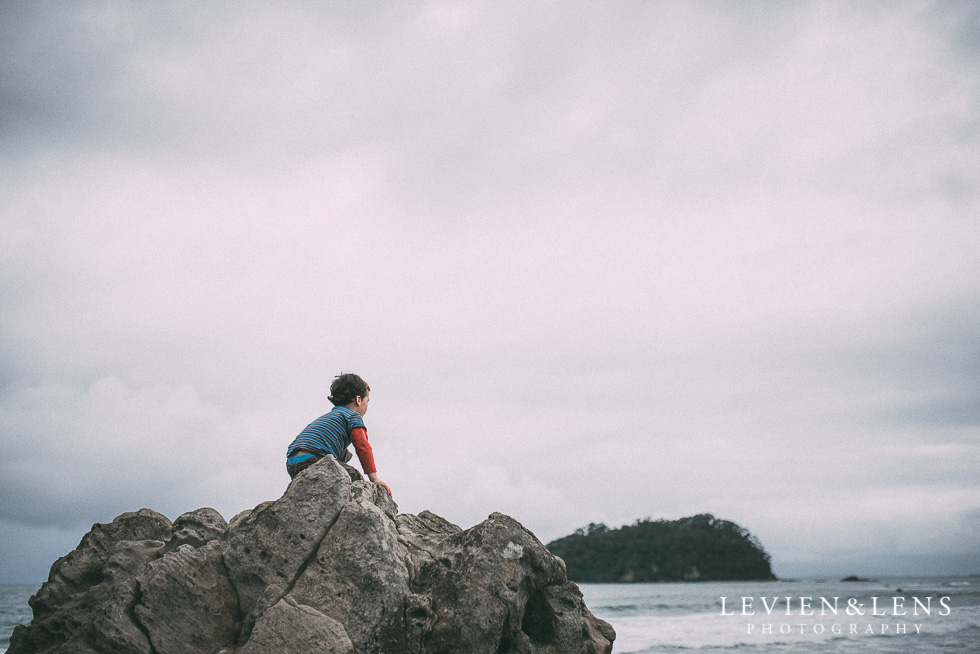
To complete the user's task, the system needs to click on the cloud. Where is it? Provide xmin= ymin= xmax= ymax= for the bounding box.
xmin=0 ymin=1 xmax=978 ymax=582
xmin=0 ymin=377 xmax=283 ymax=529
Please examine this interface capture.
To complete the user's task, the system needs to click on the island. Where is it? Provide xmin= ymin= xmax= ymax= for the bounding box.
xmin=547 ymin=513 xmax=777 ymax=583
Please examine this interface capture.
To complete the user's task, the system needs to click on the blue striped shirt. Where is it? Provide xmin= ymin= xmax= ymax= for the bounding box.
xmin=286 ymin=405 xmax=366 ymax=460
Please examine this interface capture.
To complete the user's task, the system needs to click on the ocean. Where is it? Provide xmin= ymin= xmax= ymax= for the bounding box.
xmin=581 ymin=576 xmax=980 ymax=653
xmin=2 ymin=577 xmax=978 ymax=652
xmin=0 ymin=586 xmax=34 ymax=654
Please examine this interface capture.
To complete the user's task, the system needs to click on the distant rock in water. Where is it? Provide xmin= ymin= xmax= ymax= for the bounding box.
xmin=9 ymin=458 xmax=614 ymax=654
xmin=547 ymin=514 xmax=777 ymax=583
xmin=840 ymin=575 xmax=871 ymax=582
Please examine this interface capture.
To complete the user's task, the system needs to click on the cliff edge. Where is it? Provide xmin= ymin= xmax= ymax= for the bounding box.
xmin=9 ymin=458 xmax=614 ymax=654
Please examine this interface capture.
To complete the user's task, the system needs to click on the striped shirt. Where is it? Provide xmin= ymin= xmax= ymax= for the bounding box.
xmin=287 ymin=405 xmax=366 ymax=461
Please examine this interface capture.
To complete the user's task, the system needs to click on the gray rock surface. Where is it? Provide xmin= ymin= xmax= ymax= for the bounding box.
xmin=135 ymin=540 xmax=239 ymax=654
xmin=239 ymin=597 xmax=353 ymax=654
xmin=9 ymin=457 xmax=615 ymax=654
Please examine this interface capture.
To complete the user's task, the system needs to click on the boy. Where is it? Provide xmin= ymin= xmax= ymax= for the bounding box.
xmin=286 ymin=373 xmax=392 ymax=497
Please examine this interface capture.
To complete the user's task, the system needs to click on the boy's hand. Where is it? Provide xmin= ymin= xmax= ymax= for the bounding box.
xmin=367 ymin=472 xmax=393 ymax=498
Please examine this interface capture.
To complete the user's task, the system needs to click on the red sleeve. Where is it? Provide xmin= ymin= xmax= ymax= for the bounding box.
xmin=350 ymin=427 xmax=377 ymax=475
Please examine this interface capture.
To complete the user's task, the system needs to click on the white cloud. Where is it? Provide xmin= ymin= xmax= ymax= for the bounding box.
xmin=0 ymin=377 xmax=283 ymax=528
xmin=1 ymin=1 xmax=978 ymax=581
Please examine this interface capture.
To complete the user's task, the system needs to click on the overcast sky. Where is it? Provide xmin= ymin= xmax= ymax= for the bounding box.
xmin=1 ymin=0 xmax=978 ymax=584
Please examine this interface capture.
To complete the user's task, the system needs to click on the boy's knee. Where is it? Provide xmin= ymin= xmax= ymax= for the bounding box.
xmin=338 ymin=460 xmax=363 ymax=482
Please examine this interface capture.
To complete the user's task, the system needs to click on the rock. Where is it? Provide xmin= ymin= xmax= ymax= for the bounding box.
xmin=229 ymin=501 xmax=273 ymax=529
xmin=28 ymin=508 xmax=172 ymax=619
xmin=239 ymin=597 xmax=353 ymax=654
xmin=170 ymin=507 xmax=228 ymax=549
xmin=223 ymin=456 xmax=353 ymax=639
xmin=10 ymin=547 xmax=162 ymax=654
xmin=8 ymin=510 xmax=171 ymax=654
xmin=9 ymin=458 xmax=615 ymax=654
xmin=287 ymin=481 xmax=410 ymax=652
xmin=135 ymin=541 xmax=239 ymax=654
xmin=403 ymin=512 xmax=574 ymax=654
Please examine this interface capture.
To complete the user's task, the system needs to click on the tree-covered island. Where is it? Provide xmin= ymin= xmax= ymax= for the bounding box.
xmin=546 ymin=513 xmax=776 ymax=583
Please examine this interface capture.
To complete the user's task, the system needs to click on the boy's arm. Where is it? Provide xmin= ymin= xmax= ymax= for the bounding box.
xmin=352 ymin=428 xmax=392 ymax=497
xmin=350 ymin=427 xmax=376 ymax=474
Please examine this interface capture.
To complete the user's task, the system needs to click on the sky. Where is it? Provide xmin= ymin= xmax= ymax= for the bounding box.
xmin=1 ymin=0 xmax=978 ymax=584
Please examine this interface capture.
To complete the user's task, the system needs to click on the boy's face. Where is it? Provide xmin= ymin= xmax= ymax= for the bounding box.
xmin=352 ymin=392 xmax=370 ymax=416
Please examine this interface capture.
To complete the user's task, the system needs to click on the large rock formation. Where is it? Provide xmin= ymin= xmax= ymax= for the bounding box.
xmin=9 ymin=458 xmax=615 ymax=654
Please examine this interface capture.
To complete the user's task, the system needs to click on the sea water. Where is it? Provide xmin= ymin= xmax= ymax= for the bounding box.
xmin=0 ymin=585 xmax=34 ymax=654
xmin=2 ymin=577 xmax=978 ymax=652
xmin=581 ymin=576 xmax=980 ymax=653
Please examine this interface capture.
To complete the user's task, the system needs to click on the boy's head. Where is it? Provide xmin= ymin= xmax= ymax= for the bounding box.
xmin=328 ymin=373 xmax=370 ymax=409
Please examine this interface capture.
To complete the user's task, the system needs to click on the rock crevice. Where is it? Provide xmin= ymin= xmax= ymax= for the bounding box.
xmin=10 ymin=457 xmax=614 ymax=654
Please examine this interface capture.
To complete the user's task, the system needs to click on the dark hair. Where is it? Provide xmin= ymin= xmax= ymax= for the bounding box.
xmin=328 ymin=373 xmax=370 ymax=406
